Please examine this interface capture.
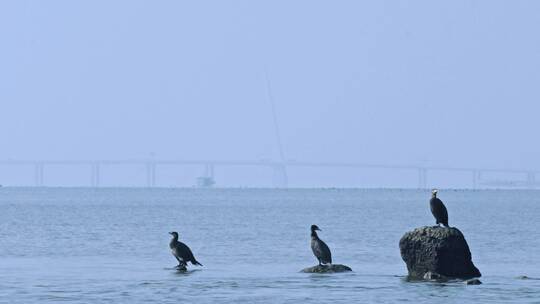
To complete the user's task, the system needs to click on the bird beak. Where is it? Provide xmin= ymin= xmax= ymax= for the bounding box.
xmin=316 ymin=228 xmax=322 ymax=231
xmin=168 ymin=232 xmax=173 ymax=235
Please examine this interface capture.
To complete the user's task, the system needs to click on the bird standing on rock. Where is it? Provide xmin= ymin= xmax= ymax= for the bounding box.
xmin=430 ymin=189 xmax=449 ymax=227
xmin=169 ymin=231 xmax=203 ymax=269
xmin=310 ymin=225 xmax=332 ymax=266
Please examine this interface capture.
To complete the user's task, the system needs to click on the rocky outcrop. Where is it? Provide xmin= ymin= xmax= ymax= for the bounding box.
xmin=301 ymin=264 xmax=352 ymax=273
xmin=399 ymin=226 xmax=481 ymax=280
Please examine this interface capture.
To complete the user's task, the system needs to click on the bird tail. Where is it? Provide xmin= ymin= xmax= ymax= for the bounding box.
xmin=192 ymin=259 xmax=203 ymax=266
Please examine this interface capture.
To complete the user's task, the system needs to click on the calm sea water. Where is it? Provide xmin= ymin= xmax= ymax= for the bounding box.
xmin=0 ymin=188 xmax=539 ymax=303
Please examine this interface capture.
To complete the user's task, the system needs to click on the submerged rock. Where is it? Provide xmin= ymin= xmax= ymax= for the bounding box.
xmin=399 ymin=226 xmax=481 ymax=280
xmin=301 ymin=264 xmax=352 ymax=273
xmin=465 ymin=278 xmax=482 ymax=285
xmin=175 ymin=265 xmax=187 ymax=272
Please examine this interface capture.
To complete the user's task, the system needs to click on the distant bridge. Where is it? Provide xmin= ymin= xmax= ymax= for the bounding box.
xmin=0 ymin=159 xmax=538 ymax=189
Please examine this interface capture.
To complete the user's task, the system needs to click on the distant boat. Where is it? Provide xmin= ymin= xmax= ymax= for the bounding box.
xmin=196 ymin=177 xmax=215 ymax=188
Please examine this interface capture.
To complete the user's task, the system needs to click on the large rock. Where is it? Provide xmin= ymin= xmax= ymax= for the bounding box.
xmin=399 ymin=226 xmax=481 ymax=279
xmin=301 ymin=264 xmax=352 ymax=273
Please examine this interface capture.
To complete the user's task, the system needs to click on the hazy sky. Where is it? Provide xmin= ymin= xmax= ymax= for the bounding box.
xmin=1 ymin=1 xmax=539 ymax=187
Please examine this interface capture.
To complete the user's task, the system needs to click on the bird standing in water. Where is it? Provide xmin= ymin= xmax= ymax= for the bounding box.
xmin=310 ymin=225 xmax=332 ymax=266
xmin=169 ymin=231 xmax=203 ymax=269
xmin=430 ymin=189 xmax=449 ymax=227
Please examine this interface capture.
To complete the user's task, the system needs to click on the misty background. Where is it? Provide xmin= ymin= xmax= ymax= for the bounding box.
xmin=0 ymin=1 xmax=539 ymax=187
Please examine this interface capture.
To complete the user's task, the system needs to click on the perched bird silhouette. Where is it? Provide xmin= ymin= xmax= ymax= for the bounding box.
xmin=310 ymin=224 xmax=332 ymax=266
xmin=430 ymin=189 xmax=449 ymax=227
xmin=169 ymin=231 xmax=203 ymax=268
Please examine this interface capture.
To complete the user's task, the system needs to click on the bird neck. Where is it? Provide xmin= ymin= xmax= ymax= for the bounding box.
xmin=171 ymin=235 xmax=178 ymax=242
xmin=311 ymin=230 xmax=319 ymax=239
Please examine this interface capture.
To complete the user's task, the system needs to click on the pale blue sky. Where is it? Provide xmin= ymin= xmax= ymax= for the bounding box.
xmin=1 ymin=1 xmax=539 ymax=187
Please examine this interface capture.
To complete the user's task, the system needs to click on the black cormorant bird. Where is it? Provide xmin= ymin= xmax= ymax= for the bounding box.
xmin=430 ymin=189 xmax=449 ymax=227
xmin=169 ymin=231 xmax=203 ymax=268
xmin=310 ymin=225 xmax=332 ymax=266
